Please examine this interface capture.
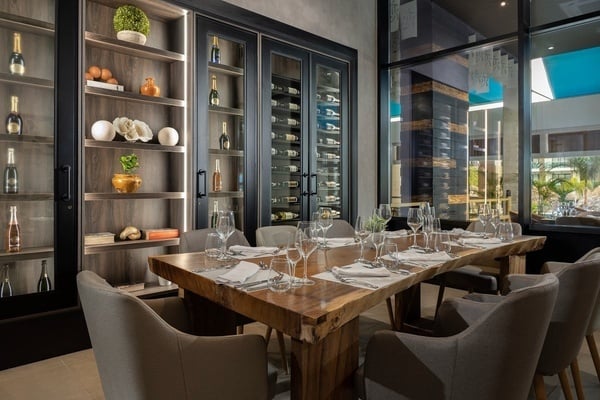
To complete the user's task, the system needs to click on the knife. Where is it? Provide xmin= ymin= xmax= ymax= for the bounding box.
xmin=235 ymin=279 xmax=269 ymax=289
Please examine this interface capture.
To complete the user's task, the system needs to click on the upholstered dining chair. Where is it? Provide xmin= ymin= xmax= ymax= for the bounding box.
xmin=255 ymin=225 xmax=297 ymax=247
xmin=327 ymin=219 xmax=356 ymax=237
xmin=180 ymin=228 xmax=289 ymax=374
xmin=427 ymin=221 xmax=522 ymax=317
xmin=579 ymin=247 xmax=600 ymax=383
xmin=356 ymin=273 xmax=559 ymax=400
xmin=77 ymin=270 xmax=275 ymax=400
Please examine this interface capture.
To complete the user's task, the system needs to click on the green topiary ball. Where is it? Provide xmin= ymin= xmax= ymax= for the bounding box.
xmin=113 ymin=5 xmax=150 ymax=36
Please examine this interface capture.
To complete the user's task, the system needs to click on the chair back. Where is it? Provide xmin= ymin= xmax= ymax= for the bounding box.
xmin=179 ymin=228 xmax=249 ymax=253
xmin=538 ymin=257 xmax=600 ymax=375
xmin=579 ymin=248 xmax=600 ymax=334
xmin=327 ymin=219 xmax=355 ymax=237
xmin=255 ymin=225 xmax=297 ymax=247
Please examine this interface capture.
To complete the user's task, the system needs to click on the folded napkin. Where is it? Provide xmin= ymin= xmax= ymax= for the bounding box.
xmin=229 ymin=245 xmax=279 ymax=256
xmin=451 ymin=228 xmax=485 ymax=238
xmin=332 ymin=264 xmax=390 ymax=277
xmin=319 ymin=237 xmax=356 ymax=247
xmin=385 ymin=229 xmax=408 ymax=238
xmin=215 ymin=261 xmax=260 ymax=284
xmin=459 ymin=237 xmax=502 ymax=245
xmin=394 ymin=250 xmax=452 ymax=262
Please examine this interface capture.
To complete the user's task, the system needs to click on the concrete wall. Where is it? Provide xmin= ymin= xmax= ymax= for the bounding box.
xmin=223 ymin=0 xmax=379 ymax=218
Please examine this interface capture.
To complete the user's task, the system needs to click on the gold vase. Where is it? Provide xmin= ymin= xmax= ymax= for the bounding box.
xmin=112 ymin=173 xmax=142 ymax=193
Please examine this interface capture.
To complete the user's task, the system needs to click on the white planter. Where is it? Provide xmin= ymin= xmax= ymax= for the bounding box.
xmin=116 ymin=30 xmax=146 ymax=45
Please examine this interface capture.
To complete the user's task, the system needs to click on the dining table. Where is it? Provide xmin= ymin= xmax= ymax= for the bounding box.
xmin=148 ymin=233 xmax=546 ymax=400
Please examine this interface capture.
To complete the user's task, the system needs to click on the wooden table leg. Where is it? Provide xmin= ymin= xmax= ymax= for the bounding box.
xmin=393 ymin=285 xmax=421 ymax=331
xmin=499 ymin=254 xmax=527 ymax=292
xmin=290 ymin=317 xmax=359 ymax=400
xmin=182 ymin=290 xmax=238 ymax=336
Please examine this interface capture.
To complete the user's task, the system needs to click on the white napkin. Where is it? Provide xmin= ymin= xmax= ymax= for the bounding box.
xmin=215 ymin=261 xmax=260 ymax=284
xmin=394 ymin=250 xmax=452 ymax=262
xmin=332 ymin=264 xmax=390 ymax=277
xmin=320 ymin=237 xmax=356 ymax=247
xmin=385 ymin=229 xmax=408 ymax=238
xmin=451 ymin=228 xmax=485 ymax=238
xmin=229 ymin=245 xmax=279 ymax=257
xmin=459 ymin=237 xmax=502 ymax=245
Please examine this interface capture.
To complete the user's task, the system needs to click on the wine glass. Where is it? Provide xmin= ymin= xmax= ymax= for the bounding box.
xmin=286 ymin=233 xmax=302 ymax=287
xmin=478 ymin=204 xmax=492 ymax=238
xmin=378 ymin=203 xmax=393 ymax=230
xmin=406 ymin=208 xmax=423 ymax=249
xmin=381 ymin=243 xmax=399 ymax=271
xmin=490 ymin=207 xmax=502 ymax=237
xmin=371 ymin=230 xmax=385 ymax=263
xmin=422 ymin=214 xmax=433 ymax=252
xmin=354 ymin=215 xmax=371 ymax=263
xmin=317 ymin=207 xmax=333 ymax=248
xmin=215 ymin=210 xmax=235 ymax=259
xmin=296 ymin=221 xmax=318 ymax=285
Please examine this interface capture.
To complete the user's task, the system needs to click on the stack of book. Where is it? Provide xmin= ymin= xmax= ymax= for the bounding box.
xmin=84 ymin=232 xmax=116 ymax=245
xmin=142 ymin=228 xmax=180 ymax=240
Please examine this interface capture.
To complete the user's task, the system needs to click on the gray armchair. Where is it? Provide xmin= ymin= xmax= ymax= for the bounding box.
xmin=255 ymin=225 xmax=297 ymax=247
xmin=179 ymin=228 xmax=250 ymax=253
xmin=328 ymin=219 xmax=356 ymax=237
xmin=77 ymin=270 xmax=274 ymax=400
xmin=358 ymin=273 xmax=559 ymax=400
xmin=579 ymin=247 xmax=600 ymax=383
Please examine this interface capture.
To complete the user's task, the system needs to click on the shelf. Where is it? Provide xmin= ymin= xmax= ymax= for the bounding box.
xmin=272 ymin=90 xmax=300 ymax=99
xmin=271 ymin=123 xmax=300 ymax=130
xmin=0 ymin=73 xmax=54 ymax=89
xmin=272 ymin=155 xmax=300 ymax=161
xmin=208 ymin=191 xmax=244 ymax=199
xmin=272 ymin=106 xmax=300 ymax=114
xmin=208 ymin=105 xmax=244 ymax=116
xmin=85 ymin=32 xmax=185 ymax=62
xmin=208 ymin=148 xmax=244 ymax=157
xmin=91 ymin=0 xmax=186 ymax=21
xmin=85 ymin=139 xmax=184 ymax=153
xmin=271 ymin=139 xmax=300 ymax=146
xmin=85 ymin=192 xmax=185 ymax=201
xmin=208 ymin=62 xmax=244 ymax=76
xmin=0 ymin=11 xmax=54 ymax=36
xmin=317 ymin=143 xmax=340 ymax=149
xmin=84 ymin=238 xmax=180 ymax=255
xmin=85 ymin=86 xmax=185 ymax=107
xmin=0 ymin=134 xmax=53 ymax=145
xmin=0 ymin=246 xmax=54 ymax=261
xmin=0 ymin=193 xmax=54 ymax=201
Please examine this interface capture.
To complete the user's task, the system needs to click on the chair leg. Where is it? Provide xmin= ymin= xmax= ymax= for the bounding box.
xmin=265 ymin=326 xmax=273 ymax=342
xmin=586 ymin=333 xmax=600 ymax=383
xmin=434 ymin=282 xmax=446 ymax=319
xmin=570 ymin=359 xmax=585 ymax=400
xmin=386 ymin=298 xmax=396 ymax=330
xmin=558 ymin=369 xmax=575 ymax=400
xmin=276 ymin=330 xmax=289 ymax=374
xmin=533 ymin=373 xmax=547 ymax=400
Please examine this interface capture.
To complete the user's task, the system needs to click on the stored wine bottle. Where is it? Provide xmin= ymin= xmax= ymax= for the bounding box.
xmin=210 ymin=35 xmax=220 ymax=64
xmin=324 ymin=195 xmax=340 ymax=202
xmin=212 ymin=159 xmax=222 ymax=192
xmin=325 ymin=108 xmax=340 ymax=117
xmin=320 ymin=181 xmax=339 ymax=188
xmin=321 ymin=138 xmax=340 ymax=145
xmin=9 ymin=32 xmax=25 ymax=75
xmin=281 ymin=196 xmax=298 ymax=203
xmin=275 ymin=133 xmax=299 ymax=141
xmin=37 ymin=259 xmax=52 ymax=292
xmin=209 ymin=75 xmax=220 ymax=106
xmin=287 ymin=102 xmax=300 ymax=111
xmin=219 ymin=121 xmax=230 ymax=150
xmin=4 ymin=148 xmax=18 ymax=194
xmin=271 ymin=82 xmax=284 ymax=92
xmin=325 ymin=94 xmax=340 ymax=103
xmin=281 ymin=149 xmax=299 ymax=157
xmin=5 ymin=205 xmax=20 ymax=252
xmin=0 ymin=264 xmax=12 ymax=298
xmin=6 ymin=95 xmax=23 ymax=135
xmin=276 ymin=211 xmax=299 ymax=221
xmin=210 ymin=200 xmax=219 ymax=228
xmin=287 ymin=86 xmax=300 ymax=95
xmin=282 ymin=180 xmax=299 ymax=188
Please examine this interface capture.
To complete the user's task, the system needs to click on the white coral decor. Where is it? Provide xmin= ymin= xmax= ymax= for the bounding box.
xmin=112 ymin=117 xmax=153 ymax=143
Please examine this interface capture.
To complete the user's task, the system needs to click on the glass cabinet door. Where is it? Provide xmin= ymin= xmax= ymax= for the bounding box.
xmin=197 ymin=17 xmax=258 ymax=241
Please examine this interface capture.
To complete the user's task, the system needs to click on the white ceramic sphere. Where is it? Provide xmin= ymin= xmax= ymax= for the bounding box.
xmin=91 ymin=120 xmax=116 ymax=141
xmin=158 ymin=127 xmax=179 ymax=146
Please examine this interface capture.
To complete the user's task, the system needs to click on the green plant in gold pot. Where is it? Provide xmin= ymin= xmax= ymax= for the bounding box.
xmin=112 ymin=153 xmax=142 ymax=193
xmin=113 ymin=5 xmax=150 ymax=45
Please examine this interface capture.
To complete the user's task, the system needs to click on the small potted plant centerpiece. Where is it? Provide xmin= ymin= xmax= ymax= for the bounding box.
xmin=113 ymin=5 xmax=150 ymax=45
xmin=112 ymin=153 xmax=142 ymax=193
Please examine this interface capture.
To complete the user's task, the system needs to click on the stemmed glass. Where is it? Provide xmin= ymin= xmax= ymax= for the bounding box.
xmin=296 ymin=221 xmax=318 ymax=285
xmin=354 ymin=216 xmax=371 ymax=263
xmin=422 ymin=214 xmax=433 ymax=252
xmin=406 ymin=208 xmax=423 ymax=249
xmin=286 ymin=233 xmax=302 ymax=287
xmin=215 ymin=210 xmax=235 ymax=260
xmin=378 ymin=203 xmax=392 ymax=230
xmin=478 ymin=204 xmax=492 ymax=237
xmin=371 ymin=230 xmax=385 ymax=263
xmin=490 ymin=207 xmax=502 ymax=237
xmin=317 ymin=207 xmax=333 ymax=248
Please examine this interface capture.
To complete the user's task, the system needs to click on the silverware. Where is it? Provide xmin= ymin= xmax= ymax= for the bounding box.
xmin=235 ymin=279 xmax=269 ymax=289
xmin=330 ymin=269 xmax=379 ymax=289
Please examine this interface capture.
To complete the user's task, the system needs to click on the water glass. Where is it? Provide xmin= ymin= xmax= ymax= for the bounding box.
xmin=267 ymin=258 xmax=291 ymax=292
xmin=204 ymin=233 xmax=222 ymax=259
xmin=497 ymin=222 xmax=514 ymax=242
xmin=371 ymin=231 xmax=385 ymax=262
xmin=381 ymin=243 xmax=399 ymax=271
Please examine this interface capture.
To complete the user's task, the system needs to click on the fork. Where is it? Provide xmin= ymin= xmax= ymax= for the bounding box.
xmin=330 ymin=270 xmax=379 ymax=289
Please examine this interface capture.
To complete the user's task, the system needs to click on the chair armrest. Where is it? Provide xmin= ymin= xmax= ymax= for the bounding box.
xmin=463 ymin=292 xmax=503 ymax=303
xmin=363 ymin=330 xmax=457 ymax=399
xmin=434 ymin=297 xmax=497 ymax=336
xmin=541 ymin=261 xmax=571 ymax=274
xmin=177 ymin=333 xmax=272 ymax=400
xmin=144 ymin=297 xmax=191 ymax=333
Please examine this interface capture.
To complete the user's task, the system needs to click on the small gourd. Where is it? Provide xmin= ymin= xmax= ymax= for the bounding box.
xmin=140 ymin=77 xmax=160 ymax=97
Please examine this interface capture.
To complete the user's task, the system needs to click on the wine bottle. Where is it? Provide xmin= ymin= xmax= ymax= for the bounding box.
xmin=5 ymin=205 xmax=20 ymax=252
xmin=212 ymin=159 xmax=222 ymax=192
xmin=287 ymin=102 xmax=300 ymax=111
xmin=321 ymin=138 xmax=340 ymax=145
xmin=6 ymin=95 xmax=23 ymax=135
xmin=0 ymin=264 xmax=12 ymax=298
xmin=324 ymin=123 xmax=339 ymax=131
xmin=281 ymin=149 xmax=299 ymax=157
xmin=210 ymin=35 xmax=220 ymax=64
xmin=210 ymin=200 xmax=219 ymax=228
xmin=282 ymin=180 xmax=299 ymax=188
xmin=271 ymin=148 xmax=278 ymax=155
xmin=287 ymin=86 xmax=300 ymax=95
xmin=4 ymin=148 xmax=18 ymax=194
xmin=324 ymin=195 xmax=340 ymax=202
xmin=9 ymin=32 xmax=25 ymax=75
xmin=37 ymin=259 xmax=52 ymax=292
xmin=271 ymin=213 xmax=278 ymax=221
xmin=209 ymin=75 xmax=220 ymax=106
xmin=281 ymin=196 xmax=298 ymax=203
xmin=325 ymin=108 xmax=340 ymax=117
xmin=276 ymin=211 xmax=299 ymax=221
xmin=271 ymin=82 xmax=284 ymax=92
xmin=325 ymin=94 xmax=340 ymax=103
xmin=219 ymin=121 xmax=230 ymax=150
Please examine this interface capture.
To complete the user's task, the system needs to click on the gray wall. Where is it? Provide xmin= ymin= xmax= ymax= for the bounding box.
xmin=224 ymin=0 xmax=379 ymax=218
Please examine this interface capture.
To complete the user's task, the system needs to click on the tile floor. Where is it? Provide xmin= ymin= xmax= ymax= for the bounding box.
xmin=0 ymin=284 xmax=598 ymax=400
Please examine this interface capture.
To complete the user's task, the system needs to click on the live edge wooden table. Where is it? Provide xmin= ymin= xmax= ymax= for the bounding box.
xmin=148 ymin=235 xmax=545 ymax=400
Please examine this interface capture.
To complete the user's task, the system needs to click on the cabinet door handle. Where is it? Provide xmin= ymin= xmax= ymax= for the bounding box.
xmin=197 ymin=169 xmax=207 ymax=198
xmin=310 ymin=173 xmax=317 ymax=196
xmin=58 ymin=165 xmax=71 ymax=202
xmin=301 ymin=172 xmax=309 ymax=196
